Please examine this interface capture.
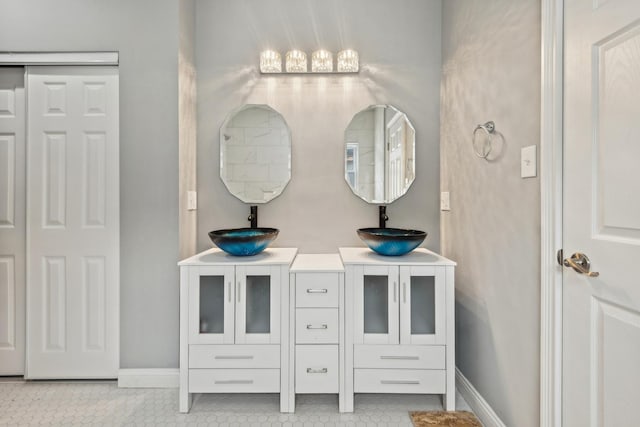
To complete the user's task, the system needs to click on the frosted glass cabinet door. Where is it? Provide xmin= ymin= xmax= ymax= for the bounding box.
xmin=188 ymin=266 xmax=235 ymax=344
xmin=399 ymin=266 xmax=445 ymax=345
xmin=235 ymin=265 xmax=281 ymax=344
xmin=354 ymin=265 xmax=400 ymax=344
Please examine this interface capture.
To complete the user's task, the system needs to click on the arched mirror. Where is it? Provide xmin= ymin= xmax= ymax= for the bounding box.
xmin=220 ymin=104 xmax=292 ymax=203
xmin=344 ymin=105 xmax=416 ymax=203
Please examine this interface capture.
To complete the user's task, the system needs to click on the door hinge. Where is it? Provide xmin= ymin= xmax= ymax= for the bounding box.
xmin=556 ymin=249 xmax=563 ymax=266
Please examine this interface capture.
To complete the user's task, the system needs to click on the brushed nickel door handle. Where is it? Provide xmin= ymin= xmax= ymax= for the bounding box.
xmin=563 ymin=252 xmax=599 ymax=277
xmin=306 ymin=324 xmax=328 ymax=330
xmin=214 ymin=379 xmax=253 ymax=385
xmin=381 ymin=380 xmax=420 ymax=385
xmin=306 ymin=368 xmax=328 ymax=374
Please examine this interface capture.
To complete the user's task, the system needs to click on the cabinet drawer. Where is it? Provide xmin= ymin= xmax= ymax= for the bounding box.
xmin=189 ymin=345 xmax=280 ymax=369
xmin=354 ymin=345 xmax=445 ymax=370
xmin=354 ymin=369 xmax=446 ymax=394
xmin=188 ymin=368 xmax=280 ymax=393
xmin=296 ymin=308 xmax=339 ymax=344
xmin=295 ymin=273 xmax=339 ymax=308
xmin=295 ymin=345 xmax=338 ymax=394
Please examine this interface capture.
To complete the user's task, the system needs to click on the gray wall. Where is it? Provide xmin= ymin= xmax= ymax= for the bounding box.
xmin=440 ymin=1 xmax=541 ymax=426
xmin=179 ymin=0 xmax=198 ymax=260
xmin=0 ymin=0 xmax=181 ymax=368
xmin=196 ymin=0 xmax=442 ymax=254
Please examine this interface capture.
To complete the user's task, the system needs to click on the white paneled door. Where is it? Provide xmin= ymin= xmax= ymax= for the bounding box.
xmin=563 ymin=0 xmax=640 ymax=425
xmin=0 ymin=68 xmax=26 ymax=375
xmin=26 ymin=67 xmax=119 ymax=378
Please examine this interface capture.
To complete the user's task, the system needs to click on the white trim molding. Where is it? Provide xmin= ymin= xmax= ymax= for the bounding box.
xmin=540 ymin=0 xmax=564 ymax=426
xmin=456 ymin=368 xmax=506 ymax=427
xmin=0 ymin=52 xmax=118 ymax=65
xmin=118 ymin=369 xmax=179 ymax=388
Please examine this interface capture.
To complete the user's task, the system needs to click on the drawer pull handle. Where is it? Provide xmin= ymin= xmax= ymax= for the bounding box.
xmin=306 ymin=368 xmax=328 ymax=374
xmin=380 ymin=355 xmax=419 ymax=360
xmin=306 ymin=289 xmax=328 ymax=293
xmin=214 ymin=355 xmax=254 ymax=360
xmin=306 ymin=324 xmax=328 ymax=330
xmin=214 ymin=380 xmax=254 ymax=385
xmin=381 ymin=380 xmax=420 ymax=385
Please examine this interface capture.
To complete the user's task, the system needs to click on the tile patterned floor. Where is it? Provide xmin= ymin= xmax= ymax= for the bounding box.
xmin=0 ymin=379 xmax=472 ymax=426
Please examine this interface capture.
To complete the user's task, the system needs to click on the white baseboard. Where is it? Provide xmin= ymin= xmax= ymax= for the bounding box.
xmin=456 ymin=368 xmax=506 ymax=427
xmin=117 ymin=368 xmax=179 ymax=388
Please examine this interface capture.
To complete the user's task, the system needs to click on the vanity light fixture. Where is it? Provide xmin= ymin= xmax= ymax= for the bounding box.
xmin=260 ymin=50 xmax=282 ymax=73
xmin=285 ymin=50 xmax=307 ymax=73
xmin=311 ymin=49 xmax=333 ymax=72
xmin=337 ymin=49 xmax=359 ymax=72
xmin=259 ymin=49 xmax=359 ymax=74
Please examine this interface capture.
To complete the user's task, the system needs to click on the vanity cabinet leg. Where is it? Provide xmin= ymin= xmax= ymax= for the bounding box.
xmin=179 ymin=390 xmax=192 ymax=413
xmin=444 ymin=391 xmax=455 ymax=411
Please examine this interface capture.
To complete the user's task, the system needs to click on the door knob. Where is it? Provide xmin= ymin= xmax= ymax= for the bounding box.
xmin=563 ymin=252 xmax=600 ymax=277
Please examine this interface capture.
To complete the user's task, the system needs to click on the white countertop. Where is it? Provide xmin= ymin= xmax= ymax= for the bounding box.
xmin=338 ymin=247 xmax=456 ymax=266
xmin=178 ymin=247 xmax=298 ymax=266
xmin=290 ymin=254 xmax=344 ymax=273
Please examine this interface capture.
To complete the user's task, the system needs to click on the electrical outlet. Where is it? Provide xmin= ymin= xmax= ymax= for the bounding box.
xmin=441 ymin=191 xmax=450 ymax=211
xmin=187 ymin=191 xmax=197 ymax=210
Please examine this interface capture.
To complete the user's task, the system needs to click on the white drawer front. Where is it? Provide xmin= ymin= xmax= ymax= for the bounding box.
xmin=295 ymin=273 xmax=339 ymax=308
xmin=354 ymin=369 xmax=446 ymax=394
xmin=296 ymin=308 xmax=339 ymax=344
xmin=295 ymin=345 xmax=339 ymax=394
xmin=354 ymin=345 xmax=445 ymax=370
xmin=188 ymin=369 xmax=280 ymax=393
xmin=189 ymin=345 xmax=280 ymax=369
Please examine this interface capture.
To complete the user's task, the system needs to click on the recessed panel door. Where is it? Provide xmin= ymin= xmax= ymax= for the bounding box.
xmin=354 ymin=265 xmax=399 ymax=345
xmin=399 ymin=266 xmax=445 ymax=345
xmin=26 ymin=66 xmax=119 ymax=378
xmin=563 ymin=0 xmax=640 ymax=425
xmin=0 ymin=68 xmax=25 ymax=375
xmin=188 ymin=266 xmax=234 ymax=344
xmin=235 ymin=265 xmax=280 ymax=344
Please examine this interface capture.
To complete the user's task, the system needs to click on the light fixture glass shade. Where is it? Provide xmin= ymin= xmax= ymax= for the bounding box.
xmin=337 ymin=49 xmax=359 ymax=72
xmin=260 ymin=50 xmax=282 ymax=73
xmin=311 ymin=49 xmax=333 ymax=72
xmin=285 ymin=50 xmax=307 ymax=73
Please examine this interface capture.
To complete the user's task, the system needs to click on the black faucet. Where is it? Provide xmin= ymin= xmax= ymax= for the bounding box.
xmin=379 ymin=206 xmax=388 ymax=228
xmin=248 ymin=205 xmax=258 ymax=228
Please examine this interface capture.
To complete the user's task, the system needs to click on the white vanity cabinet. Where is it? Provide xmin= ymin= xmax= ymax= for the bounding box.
xmin=288 ymin=254 xmax=346 ymax=412
xmin=339 ymin=247 xmax=456 ymax=412
xmin=178 ymin=248 xmax=297 ymax=413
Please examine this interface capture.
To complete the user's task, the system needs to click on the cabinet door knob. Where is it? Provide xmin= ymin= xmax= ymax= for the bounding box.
xmin=306 ymin=288 xmax=328 ymax=293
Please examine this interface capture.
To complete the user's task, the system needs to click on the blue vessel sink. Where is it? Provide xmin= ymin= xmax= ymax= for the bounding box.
xmin=357 ymin=227 xmax=427 ymax=256
xmin=208 ymin=227 xmax=279 ymax=256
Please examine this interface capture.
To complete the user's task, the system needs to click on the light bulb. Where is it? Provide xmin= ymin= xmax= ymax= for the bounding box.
xmin=337 ymin=49 xmax=359 ymax=73
xmin=285 ymin=50 xmax=307 ymax=73
xmin=311 ymin=49 xmax=333 ymax=72
xmin=260 ymin=50 xmax=281 ymax=73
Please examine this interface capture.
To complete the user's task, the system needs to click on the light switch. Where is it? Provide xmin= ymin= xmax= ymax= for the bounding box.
xmin=187 ymin=191 xmax=197 ymax=210
xmin=441 ymin=191 xmax=450 ymax=211
xmin=521 ymin=145 xmax=537 ymax=178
